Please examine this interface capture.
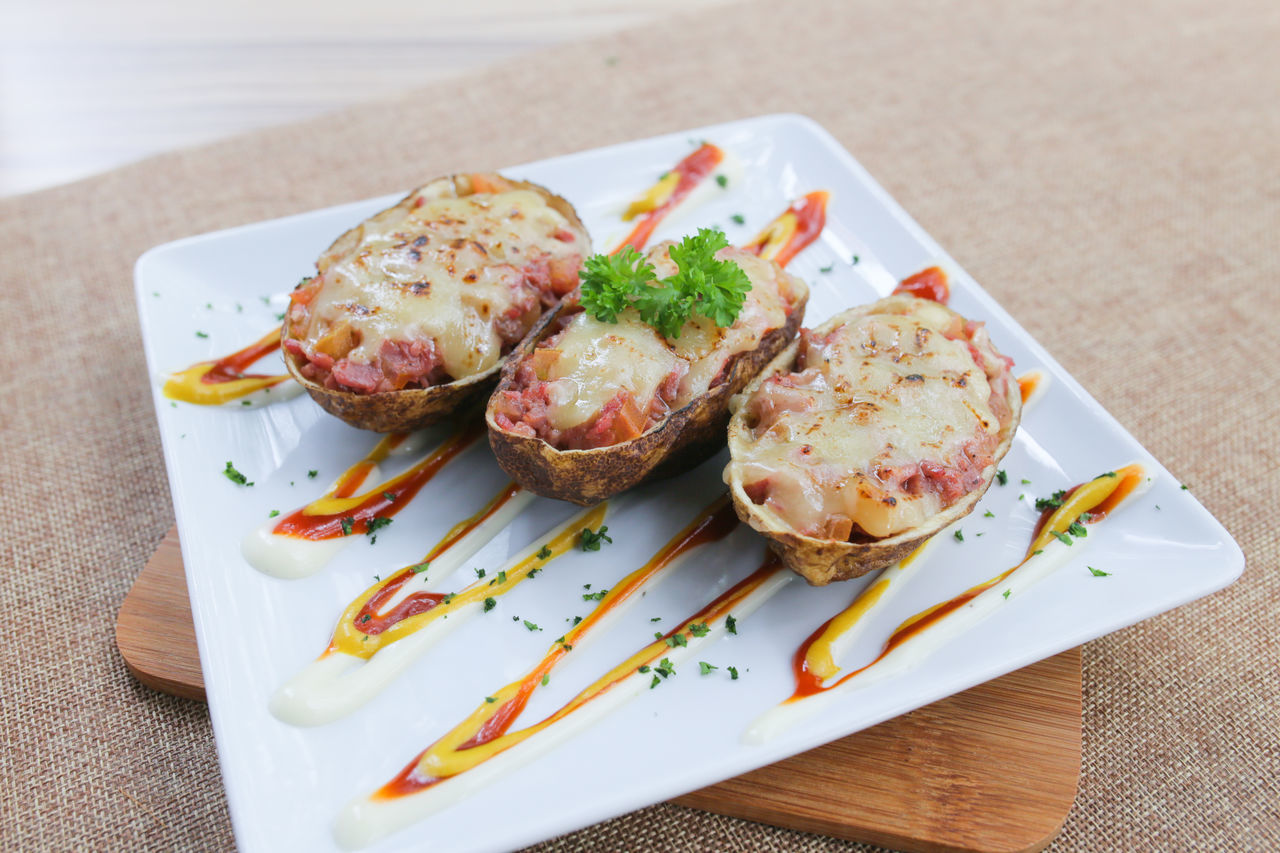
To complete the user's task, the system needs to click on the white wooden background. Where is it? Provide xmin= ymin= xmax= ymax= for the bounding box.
xmin=0 ymin=0 xmax=730 ymax=197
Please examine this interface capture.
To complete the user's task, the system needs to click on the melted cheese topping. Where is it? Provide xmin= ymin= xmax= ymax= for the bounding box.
xmin=732 ymin=296 xmax=1005 ymax=539
xmin=538 ymin=244 xmax=804 ymax=433
xmin=296 ymin=183 xmax=588 ymax=383
xmin=541 ymin=314 xmax=681 ymax=431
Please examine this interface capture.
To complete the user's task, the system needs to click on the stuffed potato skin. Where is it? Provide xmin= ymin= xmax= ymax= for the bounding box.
xmin=486 ymin=246 xmax=809 ymax=505
xmin=725 ymin=295 xmax=1022 ymax=585
xmin=282 ymin=173 xmax=590 ymax=433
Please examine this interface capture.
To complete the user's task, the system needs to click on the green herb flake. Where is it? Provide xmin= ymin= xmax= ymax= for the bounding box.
xmin=307 ymin=470 xmax=318 ymax=479
xmin=984 ymin=510 xmax=995 ymax=518
xmin=523 ymin=620 xmax=541 ymax=632
xmin=382 ymin=491 xmax=396 ymax=502
xmin=1002 ymin=589 xmax=1011 ymax=599
xmin=485 ymin=696 xmax=497 ymax=704
xmin=195 ymin=331 xmax=209 ymax=339
xmin=688 ymin=622 xmax=710 ymax=638
xmin=536 ymin=544 xmax=553 ymax=560
xmin=572 ymin=615 xmax=583 ymax=626
xmin=483 ymin=597 xmax=496 ymax=612
xmin=1067 ymin=520 xmax=1089 ymax=538
xmin=339 ymin=517 xmax=353 ymax=536
xmin=268 ymin=509 xmax=279 ymax=518
xmin=650 ymin=675 xmax=661 ymax=689
xmin=241 ymin=400 xmax=252 ymax=406
xmin=699 ymin=661 xmax=718 ymax=675
xmin=1021 ymin=478 xmax=1032 ymax=485
xmin=1088 ymin=566 xmax=1111 ymax=577
xmin=541 ymin=673 xmax=550 ymax=686
xmin=726 ymin=614 xmax=738 ymax=635
xmin=638 ymin=665 xmax=651 ymax=673
xmin=730 ymin=213 xmax=745 ymax=225
xmin=728 ymin=666 xmax=739 ymax=680
xmin=222 ymin=461 xmax=252 ymax=486
xmin=650 ymin=616 xmax=662 ymax=622
xmin=474 ymin=568 xmax=486 ymax=579
xmin=656 ymin=658 xmax=675 ymax=678
xmin=715 ymin=174 xmax=728 ymax=188
xmin=365 ymin=517 xmax=392 ymax=541
xmin=819 ymin=264 xmax=834 ymax=273
xmin=579 ymin=525 xmax=613 ymax=552
xmin=996 ymin=469 xmax=1008 ymax=486
xmin=665 ymin=633 xmax=688 ymax=648
xmin=1051 ymin=530 xmax=1073 ymax=546
xmin=582 ymin=590 xmax=608 ymax=602
xmin=850 ymin=254 xmax=860 ymax=265
xmin=953 ymin=529 xmax=964 ymax=542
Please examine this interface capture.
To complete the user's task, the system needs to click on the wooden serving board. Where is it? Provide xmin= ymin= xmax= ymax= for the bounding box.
xmin=118 ymin=527 xmax=1082 ymax=853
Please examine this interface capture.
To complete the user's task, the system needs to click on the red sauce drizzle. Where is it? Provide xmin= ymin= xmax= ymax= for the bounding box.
xmin=893 ymin=266 xmax=950 ymax=304
xmin=789 ymin=468 xmax=1142 ymax=701
xmin=613 ymin=143 xmax=724 ymax=254
xmin=345 ymin=482 xmax=524 ymax=637
xmin=744 ymin=191 xmax=829 ymax=268
xmin=271 ymin=421 xmax=482 ymax=540
xmin=199 ymin=329 xmax=285 ymax=384
xmin=374 ymin=500 xmax=748 ymax=799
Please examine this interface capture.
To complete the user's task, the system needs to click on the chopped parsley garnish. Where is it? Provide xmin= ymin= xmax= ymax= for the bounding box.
xmin=665 ymin=633 xmax=688 ymax=648
xmin=650 ymin=616 xmax=662 ymax=622
xmin=441 ymin=593 xmax=455 ymax=605
xmin=410 ymin=562 xmax=429 ymax=574
xmin=222 ymin=461 xmax=252 ymax=486
xmin=819 ymin=264 xmax=834 ymax=273
xmin=485 ymin=696 xmax=497 ymax=704
xmin=699 ymin=661 xmax=718 ymax=675
xmin=578 ymin=229 xmax=752 ymax=339
xmin=655 ymin=658 xmax=676 ymax=678
xmin=715 ymin=174 xmax=728 ymax=188
xmin=360 ymin=613 xmax=371 ymax=623
xmin=1051 ymin=530 xmax=1073 ymax=546
xmin=541 ymin=673 xmax=550 ymax=686
xmin=307 ymin=469 xmax=318 ymax=479
xmin=1180 ymin=483 xmax=1189 ymax=490
xmin=340 ymin=517 xmax=353 ymax=536
xmin=483 ymin=597 xmax=496 ymax=612
xmin=365 ymin=517 xmax=392 ymax=543
xmin=536 ymin=544 xmax=553 ymax=559
xmin=268 ymin=509 xmax=279 ymax=518
xmin=1098 ymin=471 xmax=1118 ymax=479
xmin=582 ymin=590 xmax=608 ymax=602
xmin=579 ymin=525 xmax=613 ymax=552
xmin=730 ymin=213 xmax=745 ymax=225
xmin=240 ymin=400 xmax=251 ymax=406
xmin=474 ymin=568 xmax=486 ymax=579
xmin=523 ymin=620 xmax=541 ymax=632
xmin=728 ymin=666 xmax=739 ymax=680
xmin=1002 ymin=589 xmax=1011 ymax=599
xmin=983 ymin=510 xmax=995 ymax=518
xmin=1088 ymin=566 xmax=1111 ymax=577
xmin=1067 ymin=519 xmax=1089 ymax=538
xmin=195 ymin=331 xmax=209 ymax=339
xmin=996 ymin=469 xmax=1008 ymax=486
xmin=725 ymin=614 xmax=737 ymax=635
xmin=1021 ymin=478 xmax=1032 ymax=485
xmin=1032 ymin=548 xmax=1044 ymax=555
xmin=572 ymin=615 xmax=583 ymax=626
xmin=1035 ymin=490 xmax=1067 ymax=511
xmin=638 ymin=665 xmax=651 ymax=673
xmin=650 ymin=675 xmax=661 ymax=689
xmin=953 ymin=529 xmax=964 ymax=542
xmin=688 ymin=622 xmax=710 ymax=638
xmin=382 ymin=491 xmax=396 ymax=502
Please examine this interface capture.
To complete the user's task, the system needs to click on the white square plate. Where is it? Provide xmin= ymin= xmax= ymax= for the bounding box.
xmin=135 ymin=114 xmax=1242 ymax=853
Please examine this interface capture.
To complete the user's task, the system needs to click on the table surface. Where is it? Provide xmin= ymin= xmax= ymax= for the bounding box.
xmin=0 ymin=0 xmax=729 ymax=197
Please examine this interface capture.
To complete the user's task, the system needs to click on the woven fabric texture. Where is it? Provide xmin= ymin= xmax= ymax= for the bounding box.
xmin=2 ymin=0 xmax=1276 ymax=849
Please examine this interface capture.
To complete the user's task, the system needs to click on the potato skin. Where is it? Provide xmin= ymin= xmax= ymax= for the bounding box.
xmin=725 ymin=303 xmax=1023 ymax=585
xmin=486 ymin=296 xmax=808 ymax=505
xmin=283 ymin=174 xmax=590 ymax=434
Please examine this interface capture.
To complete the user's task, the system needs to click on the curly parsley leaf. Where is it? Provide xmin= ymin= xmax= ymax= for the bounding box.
xmin=577 ymin=228 xmax=751 ymax=340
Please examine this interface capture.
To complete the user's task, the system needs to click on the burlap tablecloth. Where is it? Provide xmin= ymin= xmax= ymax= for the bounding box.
xmin=3 ymin=0 xmax=1276 ymax=849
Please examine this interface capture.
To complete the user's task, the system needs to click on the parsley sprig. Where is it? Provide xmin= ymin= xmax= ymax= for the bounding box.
xmin=578 ymin=228 xmax=752 ymax=339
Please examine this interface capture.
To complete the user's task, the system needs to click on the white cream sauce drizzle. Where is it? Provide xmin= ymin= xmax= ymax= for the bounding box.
xmin=744 ymin=472 xmax=1152 ymax=745
xmin=270 ymin=498 xmax=588 ymax=727
xmin=331 ymin=567 xmax=792 ymax=850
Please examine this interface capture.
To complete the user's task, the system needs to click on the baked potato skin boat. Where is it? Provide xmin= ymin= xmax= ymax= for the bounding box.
xmin=487 ymin=246 xmax=809 ymax=505
xmin=725 ymin=294 xmax=1022 ymax=585
xmin=282 ymin=174 xmax=590 ymax=433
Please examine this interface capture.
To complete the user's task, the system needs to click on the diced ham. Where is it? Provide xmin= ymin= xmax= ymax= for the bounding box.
xmin=330 ymin=360 xmax=383 ymax=394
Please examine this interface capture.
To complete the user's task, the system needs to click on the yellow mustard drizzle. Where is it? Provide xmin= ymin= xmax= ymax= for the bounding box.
xmin=803 ymin=541 xmax=929 ymax=680
xmin=748 ymin=211 xmax=798 ymax=262
xmin=405 ymin=558 xmax=774 ymax=782
xmin=1025 ymin=463 xmax=1143 ymax=556
xmin=161 ymin=329 xmax=289 ymax=404
xmin=300 ymin=434 xmax=407 ymax=516
xmin=328 ymin=503 xmax=608 ymax=659
xmin=622 ymin=172 xmax=680 ymax=221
